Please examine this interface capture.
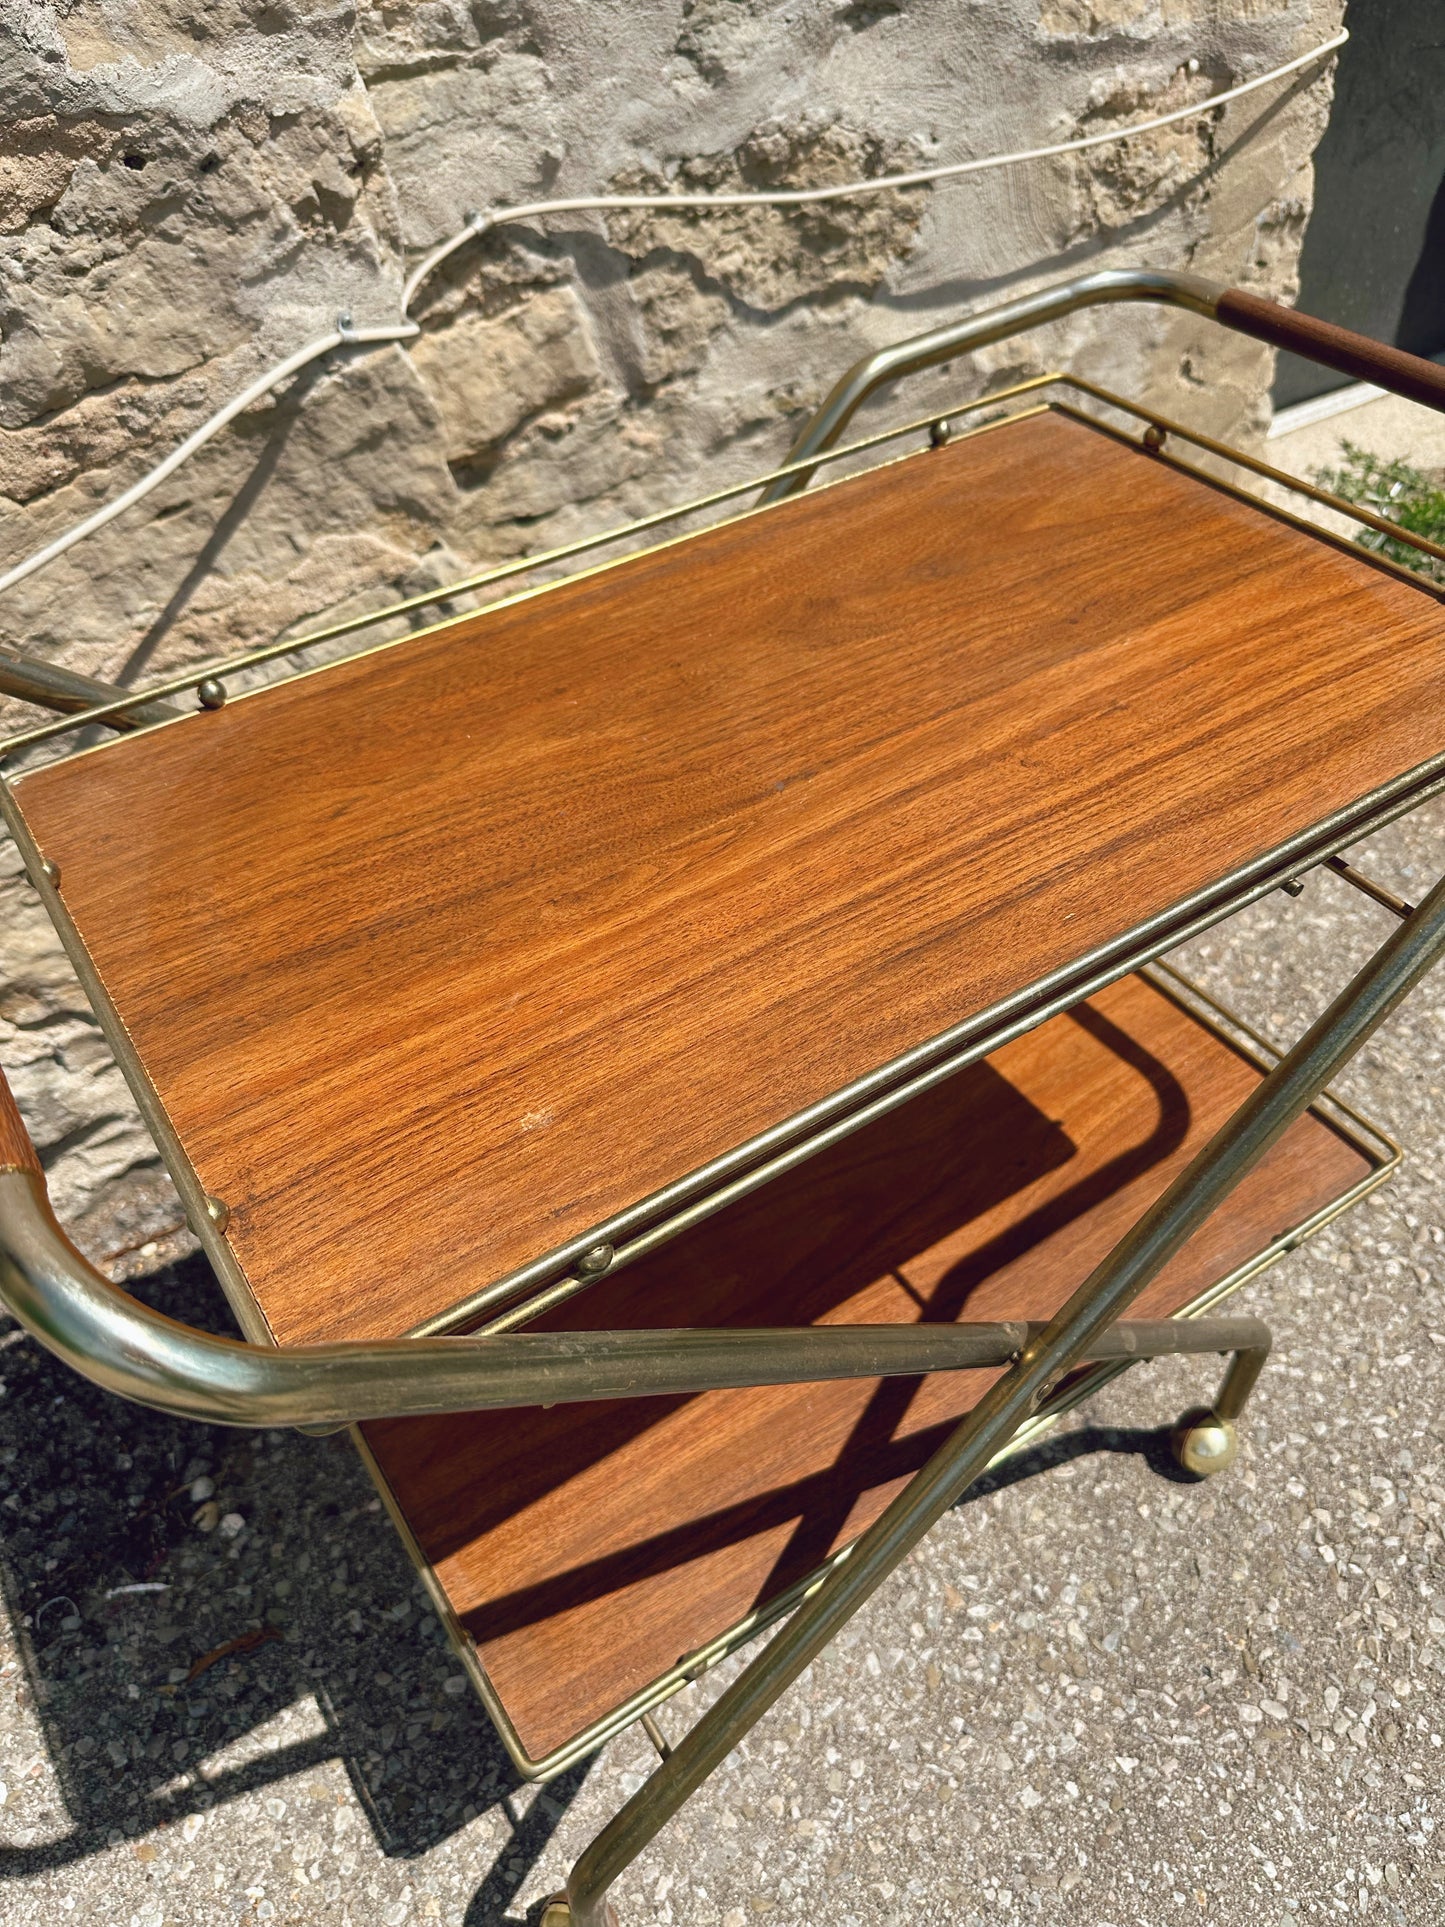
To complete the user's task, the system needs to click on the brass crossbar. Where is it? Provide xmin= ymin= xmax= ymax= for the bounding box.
xmin=0 ymin=1189 xmax=1269 ymax=1427
xmin=1325 ymin=853 xmax=1416 ymax=920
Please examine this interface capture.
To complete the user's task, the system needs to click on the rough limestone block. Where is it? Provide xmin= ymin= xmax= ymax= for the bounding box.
xmin=409 ymin=285 xmax=603 ymax=469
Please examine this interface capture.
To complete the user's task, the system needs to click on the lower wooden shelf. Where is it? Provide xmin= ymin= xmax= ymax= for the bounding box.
xmin=358 ymin=970 xmax=1392 ymax=1773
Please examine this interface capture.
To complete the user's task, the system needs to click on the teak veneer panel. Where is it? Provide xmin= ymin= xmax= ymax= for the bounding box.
xmin=361 ymin=974 xmax=1376 ymax=1761
xmin=12 ymin=408 xmax=1442 ymax=1345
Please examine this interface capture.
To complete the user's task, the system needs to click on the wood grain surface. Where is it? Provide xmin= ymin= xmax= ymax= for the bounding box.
xmin=361 ymin=973 xmax=1376 ymax=1761
xmin=1218 ymin=288 xmax=1445 ymax=415
xmin=11 ymin=407 xmax=1442 ymax=1346
xmin=0 ymin=1067 xmax=40 ymax=1176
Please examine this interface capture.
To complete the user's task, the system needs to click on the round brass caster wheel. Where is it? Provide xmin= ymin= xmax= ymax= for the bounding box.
xmin=540 ymin=1901 xmax=619 ymax=1927
xmin=1172 ymin=1405 xmax=1240 ymax=1479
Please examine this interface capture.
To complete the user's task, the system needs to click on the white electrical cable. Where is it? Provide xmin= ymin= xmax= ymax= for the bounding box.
xmin=0 ymin=322 xmax=418 ymax=601
xmin=402 ymin=29 xmax=1348 ymax=308
xmin=0 ymin=27 xmax=1345 ymax=603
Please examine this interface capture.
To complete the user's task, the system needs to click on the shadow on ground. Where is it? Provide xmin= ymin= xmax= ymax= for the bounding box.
xmin=0 ymin=1253 xmax=1197 ymax=1915
xmin=0 ymin=1252 xmax=587 ymax=1917
xmin=967 ymin=1415 xmax=1199 ymax=1501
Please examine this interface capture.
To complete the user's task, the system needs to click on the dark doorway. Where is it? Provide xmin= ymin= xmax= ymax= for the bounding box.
xmin=1273 ymin=1 xmax=1445 ymax=408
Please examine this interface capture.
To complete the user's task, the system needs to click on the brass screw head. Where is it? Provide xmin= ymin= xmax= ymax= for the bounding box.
xmin=1142 ymin=423 xmax=1167 ymax=452
xmin=929 ymin=418 xmax=952 ymax=448
xmin=197 ymin=678 xmax=227 ymax=710
xmin=575 ymin=1242 xmax=615 ymax=1278
xmin=40 ymin=858 xmax=59 ymax=886
xmin=205 ymin=1194 xmax=231 ymax=1232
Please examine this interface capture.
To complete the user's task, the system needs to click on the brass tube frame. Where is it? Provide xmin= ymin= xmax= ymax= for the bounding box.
xmin=0 ymin=265 xmax=1439 ymax=1917
xmin=756 ymin=265 xmax=1445 ymax=513
xmin=0 ymin=653 xmax=180 ymax=730
xmin=1325 ymin=854 xmax=1415 ymax=921
xmin=757 ymin=266 xmax=1222 ymax=502
xmin=0 ymin=1173 xmax=1269 ymax=1430
xmin=1213 ymin=1334 xmax=1268 ymax=1423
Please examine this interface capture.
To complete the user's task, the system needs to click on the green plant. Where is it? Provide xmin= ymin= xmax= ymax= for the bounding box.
xmin=1315 ymin=441 xmax=1445 ymax=586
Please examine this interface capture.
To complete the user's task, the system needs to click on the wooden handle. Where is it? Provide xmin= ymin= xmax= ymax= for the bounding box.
xmin=1216 ymin=287 xmax=1445 ymax=415
xmin=0 ymin=1067 xmax=41 ymax=1177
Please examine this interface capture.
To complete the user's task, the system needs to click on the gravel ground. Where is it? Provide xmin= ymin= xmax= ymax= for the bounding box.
xmin=3 ymin=799 xmax=1445 ymax=1927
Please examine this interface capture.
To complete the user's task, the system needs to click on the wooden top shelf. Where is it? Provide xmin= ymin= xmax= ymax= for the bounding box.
xmin=12 ymin=406 xmax=1444 ymax=1346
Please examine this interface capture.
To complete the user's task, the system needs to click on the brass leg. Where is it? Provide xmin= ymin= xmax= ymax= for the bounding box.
xmin=1171 ymin=1319 xmax=1270 ymax=1477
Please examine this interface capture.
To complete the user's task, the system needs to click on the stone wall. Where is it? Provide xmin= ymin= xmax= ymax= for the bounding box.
xmin=0 ymin=0 xmax=1342 ymax=1270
